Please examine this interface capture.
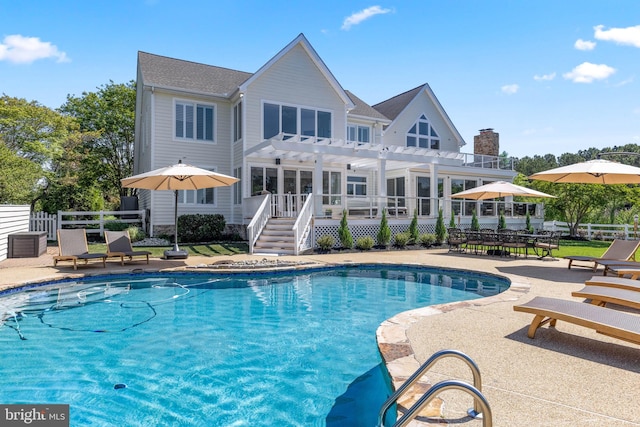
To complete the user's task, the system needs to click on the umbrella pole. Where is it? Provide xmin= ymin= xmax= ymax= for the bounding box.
xmin=164 ymin=189 xmax=188 ymax=259
xmin=173 ymin=189 xmax=180 ymax=252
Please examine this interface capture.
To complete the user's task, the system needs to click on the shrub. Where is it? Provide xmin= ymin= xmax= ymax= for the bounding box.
xmin=435 ymin=208 xmax=446 ymax=244
xmin=449 ymin=210 xmax=456 ymax=228
xmin=498 ymin=211 xmax=506 ymax=230
xmin=394 ymin=232 xmax=411 ymax=247
xmin=418 ymin=233 xmax=437 ymax=247
xmin=178 ymin=214 xmax=226 ymax=242
xmin=471 ymin=209 xmax=480 ymax=231
xmin=377 ymin=209 xmax=391 ymax=247
xmin=355 ymin=236 xmax=375 ymax=250
xmin=408 ymin=209 xmax=419 ymax=243
xmin=525 ymin=210 xmax=533 ymax=233
xmin=338 ymin=210 xmax=353 ymax=249
xmin=126 ymin=226 xmax=146 ymax=242
xmin=104 ymin=221 xmax=130 ymax=232
xmin=316 ymin=235 xmax=335 ymax=251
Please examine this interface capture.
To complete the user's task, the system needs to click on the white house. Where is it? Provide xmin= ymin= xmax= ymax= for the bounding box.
xmin=134 ymin=33 xmax=535 ymax=254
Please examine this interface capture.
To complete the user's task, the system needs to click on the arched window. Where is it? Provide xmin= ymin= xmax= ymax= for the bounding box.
xmin=406 ymin=114 xmax=439 ymax=149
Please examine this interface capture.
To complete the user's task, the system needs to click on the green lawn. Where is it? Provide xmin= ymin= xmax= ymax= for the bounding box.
xmin=88 ymin=242 xmax=249 ymax=258
xmin=85 ymin=239 xmax=629 ymax=260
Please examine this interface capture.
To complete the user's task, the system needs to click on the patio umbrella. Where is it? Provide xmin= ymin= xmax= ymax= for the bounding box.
xmin=450 ymin=181 xmax=555 ymax=200
xmin=528 ymin=159 xmax=640 ymax=184
xmin=121 ymin=160 xmax=239 ymax=259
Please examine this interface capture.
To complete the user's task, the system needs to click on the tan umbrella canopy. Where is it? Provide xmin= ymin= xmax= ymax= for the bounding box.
xmin=121 ymin=160 xmax=239 ymax=258
xmin=529 ymin=159 xmax=640 ymax=184
xmin=451 ymin=181 xmax=555 ymax=200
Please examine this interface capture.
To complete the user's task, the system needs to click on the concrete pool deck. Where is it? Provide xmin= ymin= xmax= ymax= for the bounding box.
xmin=1 ymin=248 xmax=639 ymax=426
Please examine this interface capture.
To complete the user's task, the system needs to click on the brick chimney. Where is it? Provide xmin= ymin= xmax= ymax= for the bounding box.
xmin=474 ymin=128 xmax=499 ymax=157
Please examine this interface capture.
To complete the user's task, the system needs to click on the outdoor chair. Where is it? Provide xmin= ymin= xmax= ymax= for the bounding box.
xmin=513 ymin=296 xmax=640 ymax=344
xmin=565 ymin=239 xmax=640 ymax=271
xmin=447 ymin=227 xmax=466 ymax=253
xmin=480 ymin=228 xmax=503 ymax=256
xmin=53 ymin=229 xmax=108 ymax=270
xmin=572 ymin=285 xmax=640 ymax=311
xmin=533 ymin=231 xmax=560 ymax=259
xmin=500 ymin=229 xmax=528 ymax=258
xmin=585 ymin=275 xmax=640 ymax=292
xmin=463 ymin=228 xmax=482 ymax=254
xmin=105 ymin=230 xmax=151 ymax=265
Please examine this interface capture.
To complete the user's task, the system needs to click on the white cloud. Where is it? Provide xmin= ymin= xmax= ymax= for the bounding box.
xmin=563 ymin=62 xmax=615 ymax=83
xmin=594 ymin=24 xmax=640 ymax=48
xmin=501 ymin=84 xmax=519 ymax=95
xmin=534 ymin=72 xmax=556 ymax=81
xmin=0 ymin=34 xmax=69 ymax=64
xmin=574 ymin=39 xmax=596 ymax=50
xmin=342 ymin=6 xmax=392 ymax=30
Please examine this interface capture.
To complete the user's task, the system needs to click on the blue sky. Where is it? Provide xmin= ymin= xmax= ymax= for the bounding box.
xmin=1 ymin=1 xmax=639 ymax=158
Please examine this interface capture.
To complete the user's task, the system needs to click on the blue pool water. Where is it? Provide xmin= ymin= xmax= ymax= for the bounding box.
xmin=0 ymin=264 xmax=509 ymax=426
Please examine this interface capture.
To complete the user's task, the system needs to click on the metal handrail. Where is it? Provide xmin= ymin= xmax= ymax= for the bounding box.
xmin=378 ymin=349 xmax=484 ymax=426
xmin=392 ymin=380 xmax=492 ymax=427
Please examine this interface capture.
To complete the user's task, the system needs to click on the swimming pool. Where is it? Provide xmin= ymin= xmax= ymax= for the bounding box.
xmin=0 ymin=264 xmax=509 ymax=426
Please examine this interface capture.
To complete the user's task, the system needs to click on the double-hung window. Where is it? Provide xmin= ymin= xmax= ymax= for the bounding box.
xmin=175 ymin=101 xmax=215 ymax=142
xmin=406 ymin=114 xmax=439 ymax=149
xmin=263 ymin=103 xmax=332 ymax=140
xmin=347 ymin=176 xmax=367 ymax=196
xmin=347 ymin=124 xmax=370 ymax=144
xmin=179 ymin=169 xmax=217 ymax=205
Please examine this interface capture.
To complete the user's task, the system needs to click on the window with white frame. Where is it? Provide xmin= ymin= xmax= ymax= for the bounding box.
xmin=322 ymin=171 xmax=341 ymax=205
xmin=179 ymin=185 xmax=215 ymax=205
xmin=263 ymin=102 xmax=332 ymax=140
xmin=347 ymin=175 xmax=367 ymax=196
xmin=406 ymin=114 xmax=439 ymax=149
xmin=347 ymin=124 xmax=370 ymax=144
xmin=175 ymin=101 xmax=215 ymax=142
xmin=233 ymin=102 xmax=242 ymax=142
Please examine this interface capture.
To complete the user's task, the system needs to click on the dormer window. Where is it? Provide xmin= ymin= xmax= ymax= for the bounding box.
xmin=406 ymin=114 xmax=439 ymax=149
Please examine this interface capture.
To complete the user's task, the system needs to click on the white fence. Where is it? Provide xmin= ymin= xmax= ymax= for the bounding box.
xmin=29 ymin=210 xmax=147 ymax=241
xmin=543 ymin=221 xmax=640 ymax=240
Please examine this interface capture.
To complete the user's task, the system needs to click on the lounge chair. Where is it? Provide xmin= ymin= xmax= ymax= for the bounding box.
xmin=594 ymin=259 xmax=640 ymax=276
xmin=565 ymin=239 xmax=640 ymax=271
xmin=513 ymin=296 xmax=640 ymax=344
xmin=53 ymin=229 xmax=108 ymax=270
xmin=585 ymin=276 xmax=640 ymax=292
xmin=572 ymin=285 xmax=640 ymax=310
xmin=105 ymin=230 xmax=151 ymax=265
xmin=605 ymin=266 xmax=640 ymax=280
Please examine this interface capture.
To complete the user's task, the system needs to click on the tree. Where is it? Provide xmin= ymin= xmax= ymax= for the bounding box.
xmin=498 ymin=211 xmax=506 ymax=230
xmin=435 ymin=208 xmax=446 ymax=244
xmin=376 ymin=209 xmax=391 ymax=247
xmin=471 ymin=209 xmax=480 ymax=231
xmin=0 ymin=143 xmax=41 ymax=204
xmin=338 ymin=210 xmax=353 ymax=249
xmin=408 ymin=209 xmax=419 ymax=243
xmin=449 ymin=210 xmax=456 ymax=228
xmin=0 ymin=95 xmax=81 ymax=208
xmin=59 ymin=81 xmax=136 ymax=204
xmin=525 ymin=210 xmax=533 ymax=233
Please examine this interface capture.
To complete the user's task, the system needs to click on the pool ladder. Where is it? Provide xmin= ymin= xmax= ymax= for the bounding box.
xmin=378 ymin=349 xmax=492 ymax=427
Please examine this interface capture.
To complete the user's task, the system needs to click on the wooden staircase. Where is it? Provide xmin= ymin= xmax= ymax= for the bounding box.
xmin=252 ymin=217 xmax=296 ymax=255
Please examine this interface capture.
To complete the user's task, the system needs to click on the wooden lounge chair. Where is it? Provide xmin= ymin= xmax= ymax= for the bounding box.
xmin=594 ymin=259 xmax=640 ymax=276
xmin=513 ymin=296 xmax=640 ymax=344
xmin=53 ymin=229 xmax=108 ymax=270
xmin=105 ymin=230 xmax=151 ymax=265
xmin=585 ymin=276 xmax=640 ymax=292
xmin=572 ymin=285 xmax=640 ymax=310
xmin=565 ymin=239 xmax=640 ymax=271
xmin=606 ymin=266 xmax=640 ymax=280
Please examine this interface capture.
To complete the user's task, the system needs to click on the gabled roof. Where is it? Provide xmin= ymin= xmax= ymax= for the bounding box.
xmin=137 ymin=51 xmax=252 ymax=97
xmin=345 ymin=90 xmax=390 ymax=122
xmin=373 ymin=83 xmax=466 ymax=147
xmin=372 ymin=85 xmax=423 ymax=121
xmin=238 ymin=34 xmax=354 ymax=109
